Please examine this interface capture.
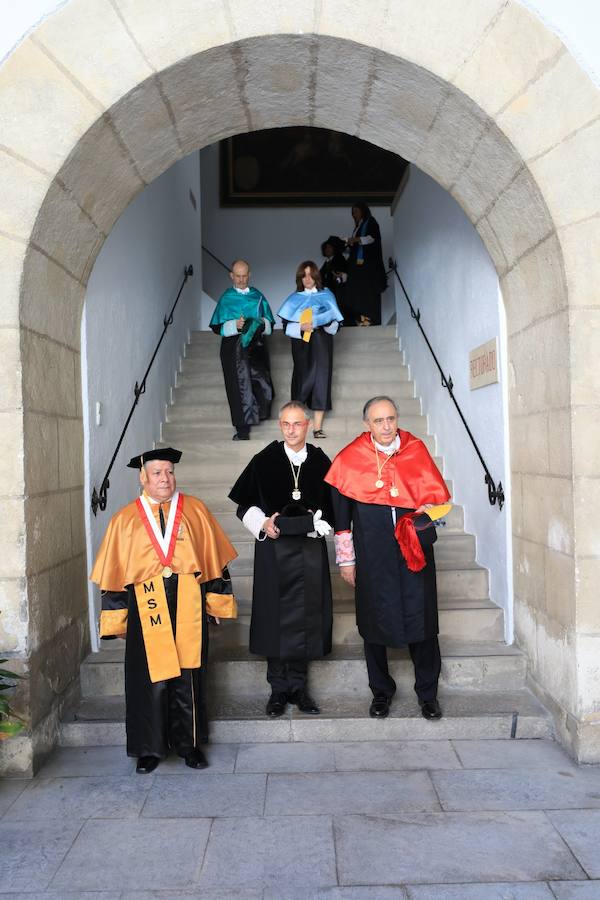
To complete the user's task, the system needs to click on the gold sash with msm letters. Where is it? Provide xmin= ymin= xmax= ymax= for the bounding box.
xmin=133 ymin=573 xmax=202 ymax=683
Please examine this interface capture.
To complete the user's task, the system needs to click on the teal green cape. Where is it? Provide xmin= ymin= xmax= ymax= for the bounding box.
xmin=210 ymin=287 xmax=275 ymax=348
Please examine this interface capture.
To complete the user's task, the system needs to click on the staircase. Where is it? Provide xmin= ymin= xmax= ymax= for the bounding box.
xmin=62 ymin=326 xmax=551 ymax=747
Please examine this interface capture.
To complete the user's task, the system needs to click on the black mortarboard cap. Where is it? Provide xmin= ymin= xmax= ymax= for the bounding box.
xmin=127 ymin=447 xmax=182 ymax=469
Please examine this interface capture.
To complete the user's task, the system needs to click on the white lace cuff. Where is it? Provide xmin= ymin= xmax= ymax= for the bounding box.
xmin=242 ymin=506 xmax=268 ymax=541
xmin=335 ymin=530 xmax=355 ymax=565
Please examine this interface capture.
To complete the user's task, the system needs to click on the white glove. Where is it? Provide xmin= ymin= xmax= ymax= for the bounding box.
xmin=312 ymin=509 xmax=332 ymax=537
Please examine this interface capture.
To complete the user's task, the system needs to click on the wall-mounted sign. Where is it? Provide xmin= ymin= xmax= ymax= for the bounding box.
xmin=469 ymin=338 xmax=499 ymax=390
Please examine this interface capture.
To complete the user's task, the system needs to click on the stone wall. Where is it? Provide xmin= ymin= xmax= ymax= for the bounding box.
xmin=0 ymin=0 xmax=599 ymax=771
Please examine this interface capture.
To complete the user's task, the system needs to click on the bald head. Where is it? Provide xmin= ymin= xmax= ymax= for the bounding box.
xmin=230 ymin=259 xmax=250 ymax=291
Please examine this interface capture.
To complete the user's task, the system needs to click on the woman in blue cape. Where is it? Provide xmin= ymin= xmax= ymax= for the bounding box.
xmin=278 ymin=260 xmax=343 ymax=439
xmin=210 ymin=259 xmax=276 ymax=440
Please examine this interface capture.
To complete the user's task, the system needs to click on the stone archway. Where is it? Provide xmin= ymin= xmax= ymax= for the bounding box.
xmin=1 ymin=0 xmax=599 ymax=772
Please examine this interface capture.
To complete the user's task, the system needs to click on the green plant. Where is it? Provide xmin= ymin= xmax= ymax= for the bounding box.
xmin=0 ymin=659 xmax=24 ymax=740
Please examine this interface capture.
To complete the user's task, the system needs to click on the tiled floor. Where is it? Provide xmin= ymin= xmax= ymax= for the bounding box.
xmin=1 ymin=738 xmax=600 ymax=898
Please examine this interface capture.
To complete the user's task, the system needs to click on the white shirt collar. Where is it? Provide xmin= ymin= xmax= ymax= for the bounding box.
xmin=302 ymin=286 xmax=318 ymax=294
xmin=373 ymin=434 xmax=400 ymax=455
xmin=283 ymin=442 xmax=308 ymax=465
xmin=235 ymin=286 xmax=250 ymax=294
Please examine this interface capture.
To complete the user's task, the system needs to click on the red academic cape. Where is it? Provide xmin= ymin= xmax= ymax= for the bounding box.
xmin=324 ymin=430 xmax=450 ymax=509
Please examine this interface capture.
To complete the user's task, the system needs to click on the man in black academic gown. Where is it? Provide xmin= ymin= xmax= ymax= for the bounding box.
xmin=326 ymin=397 xmax=451 ymax=721
xmin=209 ymin=259 xmax=276 ymax=441
xmin=91 ymin=448 xmax=237 ymax=773
xmin=229 ymin=401 xmax=334 ymax=716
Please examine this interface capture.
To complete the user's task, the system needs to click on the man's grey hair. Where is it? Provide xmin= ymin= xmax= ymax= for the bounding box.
xmin=230 ymin=258 xmax=250 ymax=272
xmin=362 ymin=396 xmax=398 ymax=420
xmin=279 ymin=400 xmax=310 ymax=419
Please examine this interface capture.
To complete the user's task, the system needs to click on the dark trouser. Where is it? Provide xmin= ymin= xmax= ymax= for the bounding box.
xmin=267 ymin=658 xmax=308 ymax=694
xmin=364 ymin=636 xmax=441 ymax=702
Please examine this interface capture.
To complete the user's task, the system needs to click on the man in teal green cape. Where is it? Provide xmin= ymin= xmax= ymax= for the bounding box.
xmin=210 ymin=259 xmax=276 ymax=440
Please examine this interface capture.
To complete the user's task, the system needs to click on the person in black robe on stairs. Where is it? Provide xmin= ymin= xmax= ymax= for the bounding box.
xmin=344 ymin=202 xmax=387 ymax=326
xmin=325 ymin=396 xmax=451 ymax=722
xmin=90 ymin=448 xmax=238 ymax=774
xmin=228 ymin=401 xmax=334 ymax=717
xmin=209 ymin=259 xmax=276 ymax=441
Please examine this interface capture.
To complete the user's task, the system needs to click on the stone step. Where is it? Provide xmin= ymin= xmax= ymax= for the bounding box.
xmin=176 ymin=371 xmax=414 ymax=394
xmin=59 ymin=687 xmax=551 ymax=747
xmin=199 ymin=600 xmax=504 ymax=648
xmin=187 ymin=326 xmax=399 ymax=352
xmin=85 ymin=636 xmax=514 ymax=698
xmin=179 ymin=364 xmax=411 ymax=386
xmin=166 ymin=441 xmax=444 ymax=471
xmin=228 ymin=568 xmax=490 ymax=604
xmin=189 ymin=325 xmax=399 ymax=341
xmin=219 ymin=531 xmax=474 ymax=569
xmin=186 ymin=349 xmax=408 ymax=369
xmin=167 ymin=397 xmax=423 ymax=420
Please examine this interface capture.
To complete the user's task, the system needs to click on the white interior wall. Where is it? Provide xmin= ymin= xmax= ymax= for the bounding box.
xmin=82 ymin=151 xmax=202 ymax=644
xmin=200 ymin=142 xmax=395 ymax=323
xmin=393 ymin=166 xmax=512 ymax=635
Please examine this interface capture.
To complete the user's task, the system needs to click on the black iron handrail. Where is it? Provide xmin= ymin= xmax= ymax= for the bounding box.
xmin=91 ymin=264 xmax=194 ymax=515
xmin=202 ymin=244 xmax=230 ymax=274
xmin=388 ymin=258 xmax=504 ymax=510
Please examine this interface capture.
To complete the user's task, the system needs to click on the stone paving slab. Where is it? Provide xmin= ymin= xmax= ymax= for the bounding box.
xmin=333 ymin=811 xmax=586 ymax=884
xmin=549 ymin=883 xmax=600 ymax=898
xmin=152 ymin=744 xmax=238 ymax=774
xmin=5 ymin=775 xmax=152 ymax=820
xmin=122 ymin=892 xmax=263 ymax=899
xmin=265 ymin=889 xmax=407 ymax=899
xmin=265 ymin=771 xmax=440 ymax=815
xmin=2 ymin=893 xmax=121 ymax=899
xmin=50 ymin=818 xmax=211 ymax=892
xmin=432 ymin=767 xmax=600 ymax=811
xmin=199 ymin=815 xmax=337 ymax=889
xmin=0 ymin=819 xmax=85 ymax=892
xmin=0 ymin=778 xmax=29 ymax=816
xmin=405 ymin=883 xmax=555 ymax=898
xmin=452 ymin=738 xmax=577 ymax=769
xmin=235 ymin=741 xmax=336 ymax=773
xmin=333 ymin=739 xmax=461 ymax=771
xmin=547 ymin=810 xmax=600 ymax=878
xmin=36 ymin=744 xmax=136 ymax=777
xmin=141 ymin=773 xmax=266 ymax=818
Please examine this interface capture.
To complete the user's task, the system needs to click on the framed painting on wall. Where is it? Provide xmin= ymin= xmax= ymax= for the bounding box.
xmin=220 ymin=126 xmax=407 ymax=206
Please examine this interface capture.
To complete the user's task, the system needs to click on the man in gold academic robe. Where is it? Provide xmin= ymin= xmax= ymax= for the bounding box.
xmin=91 ymin=447 xmax=237 ymax=773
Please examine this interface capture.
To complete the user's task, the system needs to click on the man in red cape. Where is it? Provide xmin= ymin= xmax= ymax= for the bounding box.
xmin=325 ymin=396 xmax=450 ymax=720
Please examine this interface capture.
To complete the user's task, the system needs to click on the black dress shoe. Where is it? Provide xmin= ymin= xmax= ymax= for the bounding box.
xmin=369 ymin=694 xmax=392 ymax=718
xmin=184 ymin=748 xmax=208 ymax=769
xmin=288 ymin=690 xmax=320 ymax=715
xmin=136 ymin=755 xmax=160 ymax=774
xmin=419 ymin=698 xmax=442 ymax=720
xmin=232 ymin=432 xmax=250 ymax=441
xmin=266 ymin=692 xmax=288 ymax=717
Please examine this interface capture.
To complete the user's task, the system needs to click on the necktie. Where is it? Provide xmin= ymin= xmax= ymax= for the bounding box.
xmin=159 ymin=504 xmax=166 ymax=536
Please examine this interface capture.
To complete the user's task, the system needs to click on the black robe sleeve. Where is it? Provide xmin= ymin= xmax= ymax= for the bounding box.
xmin=330 ymin=485 xmax=353 ymax=532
